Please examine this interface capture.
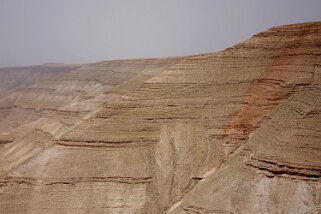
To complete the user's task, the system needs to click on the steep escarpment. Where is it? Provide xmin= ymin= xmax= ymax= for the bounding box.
xmin=0 ymin=22 xmax=320 ymax=214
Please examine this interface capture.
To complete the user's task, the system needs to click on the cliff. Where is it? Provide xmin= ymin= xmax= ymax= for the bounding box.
xmin=0 ymin=22 xmax=320 ymax=213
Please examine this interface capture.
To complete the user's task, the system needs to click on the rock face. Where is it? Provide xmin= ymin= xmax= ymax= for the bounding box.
xmin=0 ymin=22 xmax=320 ymax=213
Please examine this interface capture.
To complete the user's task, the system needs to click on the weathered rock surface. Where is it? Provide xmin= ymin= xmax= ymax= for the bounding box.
xmin=0 ymin=59 xmax=181 ymax=177
xmin=0 ymin=22 xmax=320 ymax=213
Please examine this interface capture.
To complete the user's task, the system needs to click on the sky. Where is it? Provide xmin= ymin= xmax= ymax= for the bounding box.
xmin=0 ymin=0 xmax=321 ymax=67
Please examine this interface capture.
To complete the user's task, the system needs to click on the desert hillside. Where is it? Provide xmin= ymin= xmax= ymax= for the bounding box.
xmin=0 ymin=22 xmax=320 ymax=214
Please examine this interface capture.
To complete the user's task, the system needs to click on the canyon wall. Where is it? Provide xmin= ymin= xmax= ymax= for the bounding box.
xmin=0 ymin=22 xmax=320 ymax=213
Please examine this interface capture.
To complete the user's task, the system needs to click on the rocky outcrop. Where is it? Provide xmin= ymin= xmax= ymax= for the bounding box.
xmin=0 ymin=22 xmax=320 ymax=213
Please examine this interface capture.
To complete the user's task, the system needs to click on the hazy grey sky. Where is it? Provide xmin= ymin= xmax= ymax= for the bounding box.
xmin=0 ymin=0 xmax=321 ymax=67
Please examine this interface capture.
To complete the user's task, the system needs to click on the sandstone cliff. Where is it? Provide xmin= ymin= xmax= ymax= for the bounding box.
xmin=0 ymin=22 xmax=320 ymax=213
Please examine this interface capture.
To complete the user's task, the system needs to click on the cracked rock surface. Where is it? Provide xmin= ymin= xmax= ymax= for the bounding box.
xmin=0 ymin=22 xmax=321 ymax=213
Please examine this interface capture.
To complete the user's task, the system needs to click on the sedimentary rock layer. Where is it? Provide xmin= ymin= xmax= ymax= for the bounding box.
xmin=0 ymin=22 xmax=320 ymax=213
xmin=0 ymin=58 xmax=182 ymax=177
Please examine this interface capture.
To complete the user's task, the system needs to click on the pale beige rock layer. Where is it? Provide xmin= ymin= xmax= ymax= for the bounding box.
xmin=0 ymin=22 xmax=320 ymax=214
